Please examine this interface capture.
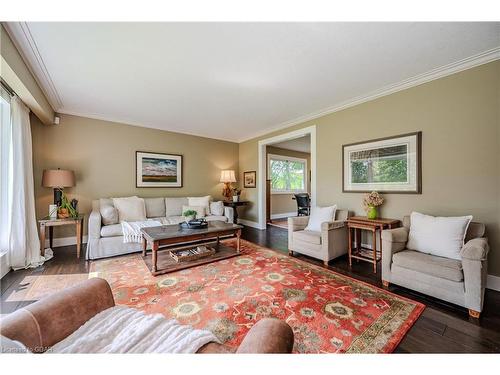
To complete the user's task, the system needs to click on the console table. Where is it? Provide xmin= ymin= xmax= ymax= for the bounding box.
xmin=38 ymin=215 xmax=85 ymax=259
xmin=223 ymin=200 xmax=249 ymax=224
xmin=346 ymin=216 xmax=400 ymax=273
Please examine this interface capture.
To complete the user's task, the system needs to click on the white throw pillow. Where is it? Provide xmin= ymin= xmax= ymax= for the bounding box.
xmin=188 ymin=196 xmax=211 ymax=215
xmin=407 ymin=212 xmax=473 ymax=260
xmin=99 ymin=199 xmax=118 ymax=225
xmin=305 ymin=205 xmax=337 ymax=232
xmin=112 ymin=197 xmax=147 ymax=223
xmin=210 ymin=201 xmax=224 ymax=216
xmin=182 ymin=205 xmax=206 ymax=218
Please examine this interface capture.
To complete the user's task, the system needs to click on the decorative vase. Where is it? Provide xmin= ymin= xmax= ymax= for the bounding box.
xmin=185 ymin=215 xmax=195 ymax=224
xmin=367 ymin=206 xmax=377 ymax=220
xmin=232 ymin=195 xmax=239 ymax=202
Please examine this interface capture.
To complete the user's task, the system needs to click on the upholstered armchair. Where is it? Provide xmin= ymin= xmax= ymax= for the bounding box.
xmin=288 ymin=209 xmax=349 ymax=266
xmin=381 ymin=215 xmax=489 ymax=318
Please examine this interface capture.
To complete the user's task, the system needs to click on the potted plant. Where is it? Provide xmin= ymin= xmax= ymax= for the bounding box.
xmin=362 ymin=191 xmax=384 ymax=220
xmin=57 ymin=189 xmax=79 ymax=219
xmin=232 ymin=188 xmax=242 ymax=202
xmin=183 ymin=209 xmax=197 ymax=223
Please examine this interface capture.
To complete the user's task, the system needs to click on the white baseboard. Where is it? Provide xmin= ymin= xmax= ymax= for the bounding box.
xmin=237 ymin=218 xmax=264 ymax=230
xmin=0 ymin=253 xmax=10 ymax=279
xmin=44 ymin=235 xmax=88 ymax=248
xmin=271 ymin=212 xmax=296 ymax=220
xmin=487 ymin=275 xmax=500 ymax=292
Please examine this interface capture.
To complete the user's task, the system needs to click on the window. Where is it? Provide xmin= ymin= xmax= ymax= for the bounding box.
xmin=268 ymin=154 xmax=307 ymax=194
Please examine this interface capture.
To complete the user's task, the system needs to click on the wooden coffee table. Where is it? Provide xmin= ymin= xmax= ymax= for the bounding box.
xmin=141 ymin=221 xmax=243 ymax=276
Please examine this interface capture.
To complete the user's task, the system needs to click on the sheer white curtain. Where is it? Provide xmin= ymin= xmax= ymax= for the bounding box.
xmin=1 ymin=95 xmax=46 ymax=270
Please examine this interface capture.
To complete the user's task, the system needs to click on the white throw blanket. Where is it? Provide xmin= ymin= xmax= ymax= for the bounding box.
xmin=121 ymin=220 xmax=162 ymax=243
xmin=50 ymin=306 xmax=218 ymax=353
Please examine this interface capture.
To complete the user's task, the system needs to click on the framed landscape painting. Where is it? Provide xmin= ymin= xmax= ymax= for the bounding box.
xmin=136 ymin=151 xmax=183 ymax=187
xmin=342 ymin=132 xmax=421 ymax=193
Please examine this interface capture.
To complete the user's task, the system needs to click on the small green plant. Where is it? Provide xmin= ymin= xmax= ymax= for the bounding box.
xmin=183 ymin=209 xmax=197 ymax=218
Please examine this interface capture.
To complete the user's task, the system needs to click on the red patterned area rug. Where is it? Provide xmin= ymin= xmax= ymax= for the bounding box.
xmin=89 ymin=239 xmax=424 ymax=353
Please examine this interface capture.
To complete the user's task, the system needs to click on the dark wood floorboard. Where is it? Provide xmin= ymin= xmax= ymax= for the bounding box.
xmin=1 ymin=224 xmax=499 ymax=353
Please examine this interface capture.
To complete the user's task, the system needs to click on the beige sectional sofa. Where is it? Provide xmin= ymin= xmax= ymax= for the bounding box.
xmin=87 ymin=197 xmax=234 ymax=260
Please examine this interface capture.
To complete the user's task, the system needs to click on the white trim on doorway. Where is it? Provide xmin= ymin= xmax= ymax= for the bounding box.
xmin=257 ymin=125 xmax=317 ymax=230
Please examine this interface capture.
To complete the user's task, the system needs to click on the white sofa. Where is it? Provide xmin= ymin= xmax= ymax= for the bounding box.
xmin=87 ymin=197 xmax=234 ymax=260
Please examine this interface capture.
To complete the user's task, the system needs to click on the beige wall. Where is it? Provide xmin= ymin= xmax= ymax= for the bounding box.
xmin=239 ymin=61 xmax=500 ymax=276
xmin=31 ymin=114 xmax=239 ymax=238
xmin=0 ymin=24 xmax=54 ymax=124
xmin=266 ymin=146 xmax=311 ymax=216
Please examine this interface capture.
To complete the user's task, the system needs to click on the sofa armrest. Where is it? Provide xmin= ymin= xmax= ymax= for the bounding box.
xmin=88 ymin=209 xmax=102 ymax=239
xmin=235 ymin=318 xmax=294 ymax=353
xmin=0 ymin=278 xmax=115 ymax=352
xmin=224 ymin=206 xmax=234 ymax=224
xmin=460 ymin=238 xmax=489 ymax=261
xmin=381 ymin=227 xmax=408 ymax=282
xmin=288 ymin=216 xmax=309 ymax=232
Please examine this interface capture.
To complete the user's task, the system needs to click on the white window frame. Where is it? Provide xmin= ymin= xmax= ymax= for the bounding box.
xmin=267 ymin=153 xmax=308 ymax=195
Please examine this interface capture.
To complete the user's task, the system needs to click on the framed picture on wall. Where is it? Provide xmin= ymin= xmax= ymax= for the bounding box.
xmin=136 ymin=151 xmax=183 ymax=187
xmin=342 ymin=132 xmax=422 ymax=193
xmin=243 ymin=171 xmax=257 ymax=188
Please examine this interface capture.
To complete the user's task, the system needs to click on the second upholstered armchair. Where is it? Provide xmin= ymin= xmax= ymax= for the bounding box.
xmin=288 ymin=209 xmax=350 ymax=265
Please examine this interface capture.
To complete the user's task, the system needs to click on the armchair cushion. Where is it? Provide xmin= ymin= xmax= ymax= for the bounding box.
xmin=99 ymin=198 xmax=118 ymax=225
xmin=293 ymin=230 xmax=322 ymax=245
xmin=406 ymin=212 xmax=472 ymax=260
xmin=393 ymin=250 xmax=464 ymax=282
xmin=305 ymin=205 xmax=336 ymax=232
xmin=460 ymin=238 xmax=489 ymax=260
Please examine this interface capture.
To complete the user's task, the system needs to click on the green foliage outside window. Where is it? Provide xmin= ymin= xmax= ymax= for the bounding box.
xmin=270 ymin=158 xmax=306 ymax=192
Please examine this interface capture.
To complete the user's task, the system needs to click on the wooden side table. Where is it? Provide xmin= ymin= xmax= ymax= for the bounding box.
xmin=346 ymin=216 xmax=400 ymax=273
xmin=38 ymin=215 xmax=85 ymax=258
xmin=223 ymin=201 xmax=249 ymax=224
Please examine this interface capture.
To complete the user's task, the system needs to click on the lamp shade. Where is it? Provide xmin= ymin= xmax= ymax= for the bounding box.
xmin=42 ymin=169 xmax=75 ymax=188
xmin=220 ymin=170 xmax=236 ymax=183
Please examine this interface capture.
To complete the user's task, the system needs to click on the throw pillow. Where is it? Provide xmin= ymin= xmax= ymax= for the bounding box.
xmin=112 ymin=197 xmax=147 ymax=223
xmin=407 ymin=211 xmax=473 ymax=260
xmin=305 ymin=205 xmax=337 ymax=232
xmin=188 ymin=196 xmax=211 ymax=215
xmin=182 ymin=205 xmax=206 ymax=218
xmin=210 ymin=201 xmax=224 ymax=216
xmin=99 ymin=199 xmax=118 ymax=225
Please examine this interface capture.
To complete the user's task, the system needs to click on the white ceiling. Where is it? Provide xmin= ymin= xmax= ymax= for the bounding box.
xmin=272 ymin=135 xmax=311 ymax=153
xmin=6 ymin=22 xmax=500 ymax=142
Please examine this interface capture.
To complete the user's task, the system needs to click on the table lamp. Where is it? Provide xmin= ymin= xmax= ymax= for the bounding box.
xmin=220 ymin=170 xmax=236 ymax=200
xmin=42 ymin=169 xmax=75 ymax=206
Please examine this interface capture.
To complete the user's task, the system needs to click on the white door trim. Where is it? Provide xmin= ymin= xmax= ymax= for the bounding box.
xmin=257 ymin=125 xmax=317 ymax=230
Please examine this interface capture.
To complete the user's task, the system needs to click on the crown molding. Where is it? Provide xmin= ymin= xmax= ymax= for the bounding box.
xmin=3 ymin=22 xmax=63 ymax=111
xmin=237 ymin=47 xmax=500 ymax=143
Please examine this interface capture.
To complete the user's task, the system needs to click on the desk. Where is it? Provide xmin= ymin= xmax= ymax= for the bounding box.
xmin=346 ymin=216 xmax=400 ymax=273
xmin=38 ymin=215 xmax=85 ymax=258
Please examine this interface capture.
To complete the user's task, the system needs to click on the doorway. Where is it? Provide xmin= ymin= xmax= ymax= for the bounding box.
xmin=257 ymin=125 xmax=316 ymax=229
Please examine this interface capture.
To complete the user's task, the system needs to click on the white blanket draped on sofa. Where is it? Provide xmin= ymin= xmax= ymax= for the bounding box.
xmin=50 ymin=306 xmax=218 ymax=353
xmin=121 ymin=220 xmax=162 ymax=243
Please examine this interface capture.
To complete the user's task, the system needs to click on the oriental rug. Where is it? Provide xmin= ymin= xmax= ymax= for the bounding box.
xmin=89 ymin=239 xmax=424 ymax=353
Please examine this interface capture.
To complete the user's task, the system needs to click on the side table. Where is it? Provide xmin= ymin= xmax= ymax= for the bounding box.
xmin=346 ymin=216 xmax=400 ymax=273
xmin=38 ymin=215 xmax=85 ymax=258
xmin=222 ymin=201 xmax=249 ymax=224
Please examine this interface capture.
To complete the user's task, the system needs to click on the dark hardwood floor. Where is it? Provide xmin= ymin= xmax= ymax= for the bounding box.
xmin=1 ymin=224 xmax=499 ymax=353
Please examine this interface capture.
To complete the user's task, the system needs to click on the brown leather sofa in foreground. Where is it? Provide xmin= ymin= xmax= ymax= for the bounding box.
xmin=0 ymin=278 xmax=294 ymax=354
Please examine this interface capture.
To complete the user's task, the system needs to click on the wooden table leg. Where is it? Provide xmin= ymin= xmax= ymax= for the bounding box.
xmin=76 ymin=220 xmax=82 ymax=259
xmin=142 ymin=238 xmax=147 ymax=256
xmin=372 ymin=229 xmax=377 ymax=273
xmin=40 ymin=223 xmax=46 ymax=257
xmin=49 ymin=227 xmax=53 ymax=249
xmin=152 ymin=241 xmax=159 ymax=273
xmin=348 ymin=226 xmax=352 ymax=267
xmin=236 ymin=229 xmax=241 ymax=253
